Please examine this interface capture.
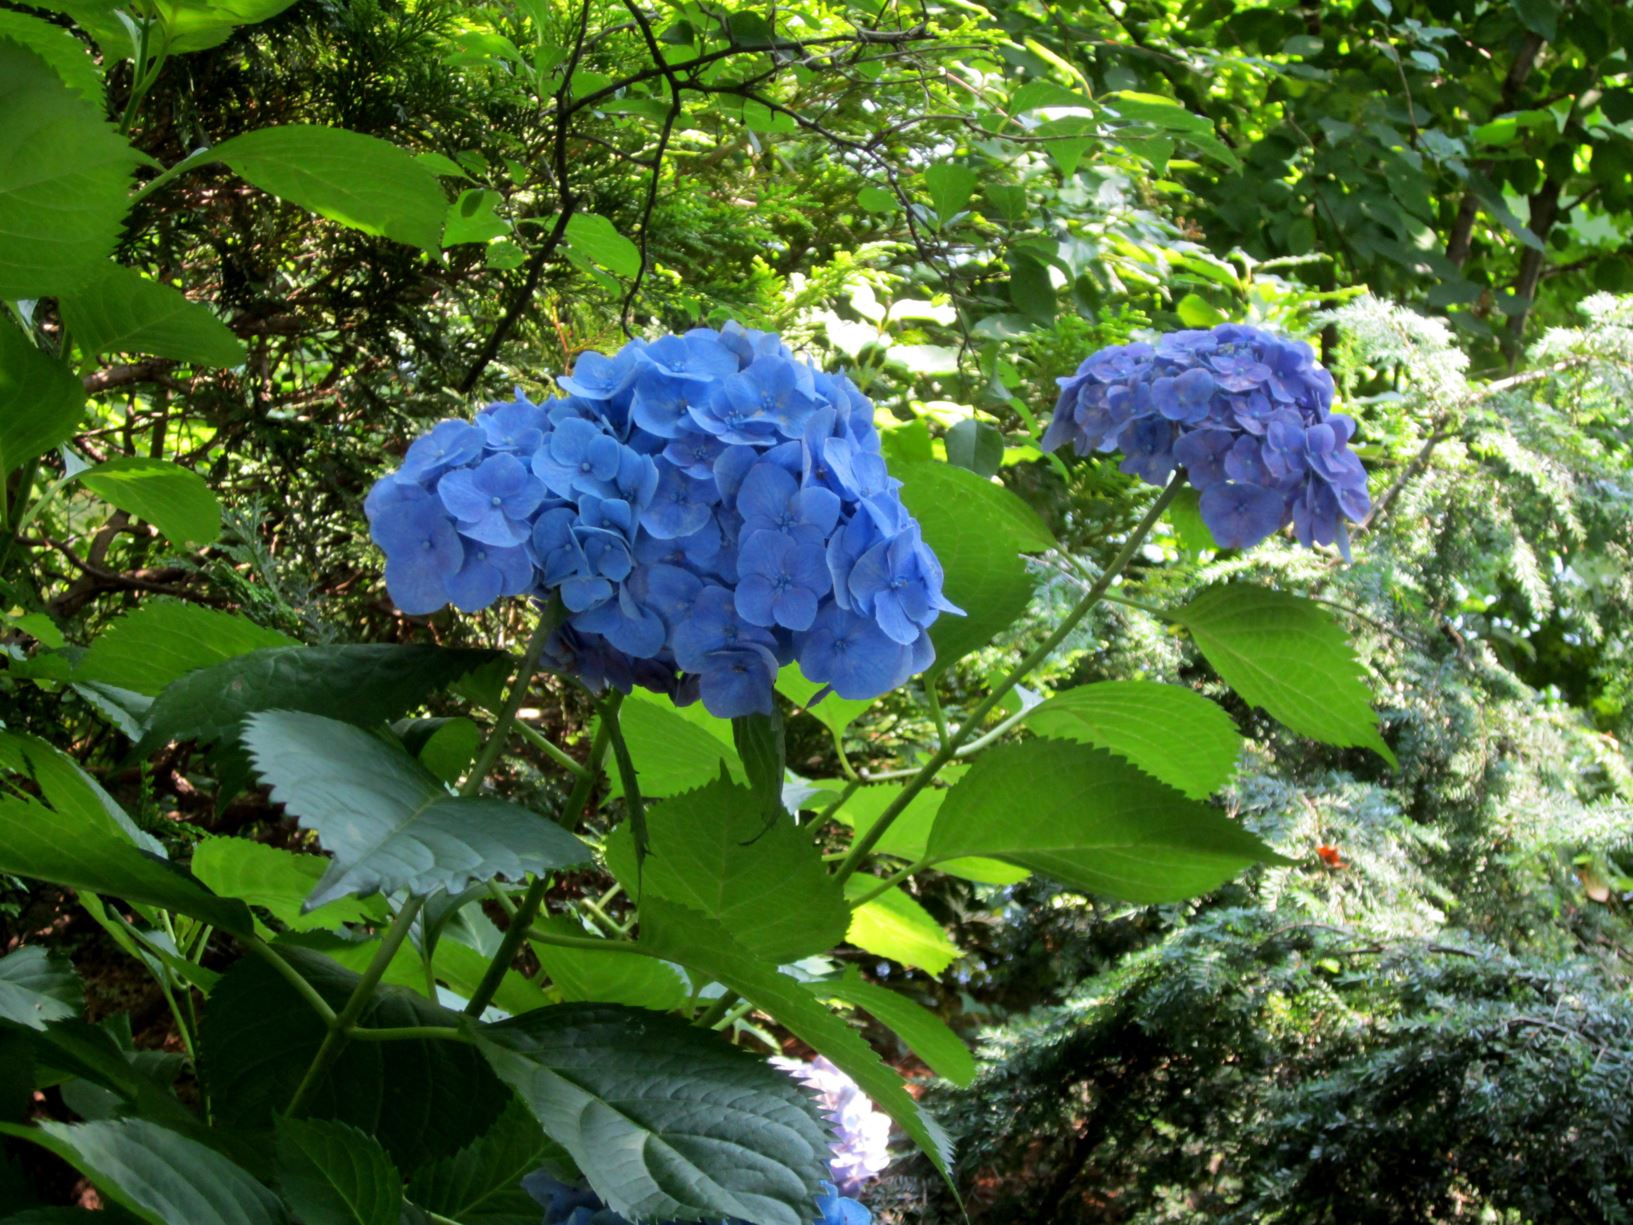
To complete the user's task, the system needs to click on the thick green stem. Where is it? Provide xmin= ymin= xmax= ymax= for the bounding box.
xmin=459 ymin=604 xmax=562 ymax=799
xmin=349 ymin=1024 xmax=470 ymax=1043
xmin=527 ymin=924 xmax=647 ymax=955
xmin=832 ymin=476 xmax=1184 ymax=883
xmin=286 ymin=896 xmax=425 ymax=1117
xmin=462 ymin=695 xmax=618 ymax=1017
xmin=847 ymin=858 xmax=931 ymax=908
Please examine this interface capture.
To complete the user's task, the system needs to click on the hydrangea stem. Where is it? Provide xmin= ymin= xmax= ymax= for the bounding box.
xmin=282 ymin=606 xmax=562 ymax=1099
xmin=832 ymin=475 xmax=1184 ymax=884
xmin=286 ymin=894 xmax=425 ymax=1118
xmin=458 ymin=601 xmax=564 ymax=799
xmin=462 ymin=692 xmax=618 ymax=1017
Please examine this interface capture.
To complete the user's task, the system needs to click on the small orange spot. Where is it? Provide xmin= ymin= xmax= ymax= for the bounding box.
xmin=1316 ymin=845 xmax=1347 ymax=869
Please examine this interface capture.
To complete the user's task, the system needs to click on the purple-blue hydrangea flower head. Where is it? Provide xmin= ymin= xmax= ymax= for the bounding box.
xmin=364 ymin=324 xmax=960 ymax=716
xmin=1042 ymin=323 xmax=1368 ymax=558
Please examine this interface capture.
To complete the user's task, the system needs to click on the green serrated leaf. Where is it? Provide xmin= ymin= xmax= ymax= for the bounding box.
xmin=1174 ymin=585 xmax=1395 ymax=765
xmin=0 ymin=11 xmax=102 ymax=104
xmin=61 ymin=264 xmax=244 ymax=367
xmin=203 ymin=948 xmax=508 ymax=1170
xmin=190 ymin=839 xmax=379 ymax=933
xmin=604 ymin=692 xmax=742 ymax=797
xmin=151 ymin=0 xmax=305 ymax=53
xmin=76 ymin=601 xmax=296 ymax=697
xmin=78 ymin=457 xmax=221 ymax=547
xmin=605 ymin=772 xmax=848 ymax=963
xmin=209 ymin=126 xmax=446 ymax=250
xmin=843 ymin=879 xmax=961 ymax=974
xmin=896 ymin=461 xmax=1054 ymax=675
xmin=813 ymin=967 xmax=975 ymax=1087
xmin=243 ymin=711 xmax=590 ymax=908
xmin=0 ymin=1119 xmax=285 ymax=1225
xmin=528 ymin=915 xmax=689 ymax=1012
xmin=562 ymin=212 xmax=640 ymax=278
xmin=407 ymin=1097 xmax=565 ymax=1225
xmin=476 ymin=1001 xmax=830 ymax=1225
xmin=0 ymin=946 xmax=82 ymax=1031
xmin=59 ymin=264 xmax=243 ymax=369
xmin=828 ymin=783 xmax=1025 ymax=885
xmin=0 ymin=316 xmax=83 ymax=472
xmin=730 ymin=709 xmax=784 ymax=817
xmin=0 ymin=794 xmax=252 ymax=935
xmin=639 ymin=900 xmax=957 ymax=1186
xmin=0 ymin=730 xmax=161 ymax=854
xmin=775 ymin=662 xmax=873 ymax=737
xmin=928 ymin=739 xmax=1287 ymax=902
xmin=275 ymin=1117 xmax=402 ymax=1225
xmin=0 ymin=43 xmax=139 ymax=298
xmin=1024 ymin=681 xmax=1241 ymax=799
xmin=138 ymin=644 xmax=500 ymax=756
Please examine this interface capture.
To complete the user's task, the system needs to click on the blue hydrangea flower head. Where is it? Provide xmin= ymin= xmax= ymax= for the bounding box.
xmin=365 ymin=327 xmax=959 ymax=716
xmin=1042 ymin=323 xmax=1369 ymax=558
xmin=521 ymin=1173 xmax=873 ymax=1225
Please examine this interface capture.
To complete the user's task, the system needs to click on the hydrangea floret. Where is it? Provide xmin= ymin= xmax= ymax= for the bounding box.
xmin=1041 ymin=323 xmax=1370 ymax=557
xmin=523 ymin=1174 xmax=870 ymax=1225
xmin=770 ymin=1055 xmax=893 ymax=1196
xmin=366 ymin=323 xmax=960 ymax=717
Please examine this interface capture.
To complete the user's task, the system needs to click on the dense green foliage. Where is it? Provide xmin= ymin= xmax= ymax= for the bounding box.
xmin=1 ymin=0 xmax=1630 ymax=1220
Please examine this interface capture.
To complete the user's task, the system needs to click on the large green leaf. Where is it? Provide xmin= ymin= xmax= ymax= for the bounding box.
xmin=561 ymin=213 xmax=641 ymax=278
xmin=813 ymin=967 xmax=975 ymax=1087
xmin=202 ymin=947 xmax=508 ymax=1170
xmin=1173 ymin=585 xmax=1396 ymax=766
xmin=0 ymin=11 xmax=101 ymax=104
xmin=528 ymin=915 xmax=689 ymax=1012
xmin=829 ymin=783 xmax=1026 ymax=885
xmin=639 ymin=900 xmax=956 ymax=1185
xmin=274 ymin=1117 xmax=402 ymax=1225
xmin=209 ymin=126 xmax=446 ymax=250
xmin=0 ymin=795 xmax=252 ymax=934
xmin=927 ymin=739 xmax=1286 ymax=902
xmin=139 ymin=644 xmax=501 ymax=755
xmin=604 ymin=692 xmax=742 ymax=796
xmin=0 ymin=43 xmax=139 ymax=298
xmin=0 ymin=947 xmax=82 ymax=1032
xmin=76 ymin=601 xmax=296 ymax=697
xmin=476 ymin=1001 xmax=829 ymax=1225
xmin=190 ymin=838 xmax=380 ymax=933
xmin=775 ymin=663 xmax=873 ymax=738
xmin=1024 ymin=680 xmax=1241 ymax=799
xmin=242 ymin=710 xmax=590 ymax=908
xmin=896 ymin=460 xmax=1054 ymax=673
xmin=843 ymin=880 xmax=961 ymax=975
xmin=78 ymin=457 xmax=222 ymax=547
xmin=0 ymin=730 xmax=161 ymax=854
xmin=0 ymin=317 xmax=82 ymax=473
xmin=0 ymin=1119 xmax=284 ymax=1225
xmin=62 ymin=264 xmax=245 ymax=367
xmin=603 ymin=773 xmax=849 ymax=963
xmin=151 ymin=0 xmax=305 ymax=52
xmin=407 ymin=1098 xmax=564 ymax=1225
